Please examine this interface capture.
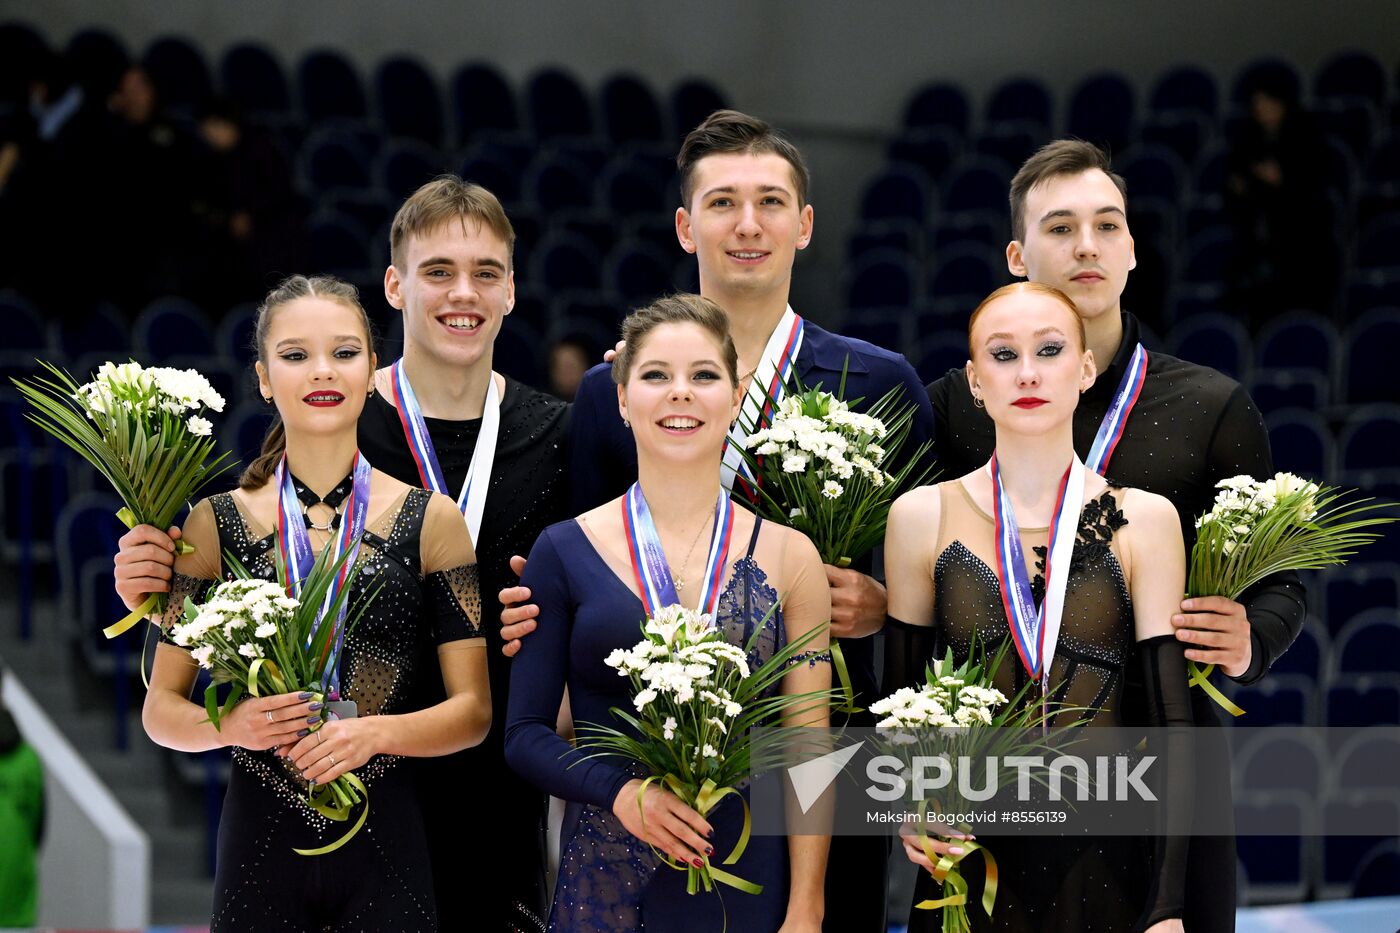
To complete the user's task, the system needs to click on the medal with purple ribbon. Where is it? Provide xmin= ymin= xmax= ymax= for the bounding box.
xmin=388 ymin=359 xmax=499 ymax=549
xmin=990 ymin=453 xmax=1086 ymax=684
xmin=722 ymin=306 xmax=804 ymax=497
xmin=274 ymin=451 xmax=373 ymax=694
xmin=621 ymin=482 xmax=735 ymax=617
xmin=1085 ymin=342 xmax=1147 ymax=476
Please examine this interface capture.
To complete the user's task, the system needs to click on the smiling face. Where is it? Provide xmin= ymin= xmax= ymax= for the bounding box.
xmin=1007 ymin=169 xmax=1135 ymax=325
xmin=385 ymin=218 xmax=514 ymax=371
xmin=618 ymin=321 xmax=742 ymax=465
xmin=255 ymin=296 xmax=376 ymax=438
xmin=965 ymin=288 xmax=1096 ymax=435
xmin=675 ymin=152 xmax=813 ymax=306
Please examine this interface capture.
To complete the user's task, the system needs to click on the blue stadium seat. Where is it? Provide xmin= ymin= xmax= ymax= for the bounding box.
xmin=598 ymin=158 xmax=670 ymax=218
xmin=1314 ymin=51 xmax=1387 ymax=108
xmin=928 ymin=246 xmax=1001 ymax=303
xmin=670 ymin=79 xmax=727 ymax=139
xmin=986 ymin=77 xmax=1052 ymax=134
xmin=1337 ymin=402 xmax=1400 ymax=474
xmin=973 ymin=122 xmax=1042 ymax=173
xmin=225 ymin=400 xmax=276 ymax=468
xmin=66 ymin=28 xmax=130 ymax=98
xmin=0 ymin=290 xmax=48 ymax=361
xmin=526 ymin=68 xmax=592 ymax=140
xmin=1247 ymin=370 xmax=1329 ymax=416
xmin=297 ymin=49 xmax=368 ymax=121
xmin=942 ymin=159 xmax=1012 ymax=215
xmin=1352 ymin=841 xmax=1400 ymax=897
xmin=524 ymin=154 xmax=595 ymax=212
xmin=1066 ymin=72 xmax=1135 ymax=155
xmin=300 ymin=129 xmax=373 ymax=194
xmin=1119 ymin=145 xmax=1188 ymax=203
xmin=450 ymin=62 xmax=518 ymax=145
xmin=1233 ymin=678 xmax=1313 ymax=725
xmin=1190 ymin=145 xmax=1230 ymax=204
xmin=846 ymin=250 xmax=918 ymax=311
xmin=1314 ymin=98 xmax=1379 ymax=161
xmin=1235 ymin=794 xmax=1311 ymax=903
xmin=1356 ymin=217 xmax=1400 ymax=274
xmin=841 ymin=309 xmax=907 ymax=352
xmin=928 ymin=215 xmax=1004 ymax=254
xmin=1139 ymin=111 xmax=1212 ymax=165
xmin=53 ymin=303 xmax=128 ymax=380
xmin=601 ymin=74 xmax=664 ymax=144
xmin=1177 ymin=230 xmax=1235 ymax=294
xmin=605 ymin=242 xmax=674 ymax=306
xmin=887 ymin=127 xmax=961 ymax=184
xmin=903 ymin=82 xmax=971 ymax=138
xmin=1169 ymin=312 xmax=1249 ymax=380
xmin=1332 ymin=609 xmax=1400 ymax=680
xmin=1360 ymin=134 xmax=1400 ymax=217
xmin=860 ymin=166 xmax=933 ymax=224
xmin=1255 ymin=310 xmax=1339 ymax=374
xmin=914 ymin=333 xmax=971 ymax=386
xmin=215 ymin=303 xmax=258 ymax=370
xmin=306 ymin=211 xmax=373 ymax=279
xmin=1264 ymin=409 xmax=1331 ymax=478
xmin=142 ymin=35 xmax=212 ymax=115
xmin=1323 ymin=565 xmax=1400 ymax=633
xmin=1326 ymin=682 xmax=1400 ymax=726
xmin=54 ymin=492 xmax=144 ymax=683
xmin=133 ymin=297 xmax=216 ymax=361
xmin=1266 ymin=623 xmax=1324 ymax=681
xmin=492 ymin=318 xmax=543 ymax=388
xmin=457 ymin=144 xmax=524 ymax=207
xmin=531 ymin=233 xmax=603 ymax=292
xmin=219 ymin=43 xmax=289 ymax=116
xmin=1149 ymin=66 xmax=1219 ymax=118
xmin=1341 ymin=310 xmax=1400 ymax=404
xmin=1231 ymin=58 xmax=1302 ymax=106
xmin=1333 ymin=732 xmax=1400 ymax=792
xmin=375 ymin=138 xmax=447 ymax=201
xmin=1238 ymin=733 xmax=1325 ymax=797
xmin=847 ymin=220 xmax=924 ymax=264
xmin=1321 ymin=795 xmax=1400 ymax=898
xmin=374 ymin=56 xmax=445 ymax=147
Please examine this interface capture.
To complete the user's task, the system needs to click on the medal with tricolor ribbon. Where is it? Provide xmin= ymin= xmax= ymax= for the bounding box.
xmin=274 ymin=451 xmax=372 ymax=694
xmin=1084 ymin=342 xmax=1147 ymax=476
xmin=388 ymin=359 xmax=500 ymax=549
xmin=990 ymin=454 xmax=1086 ymax=691
xmin=622 ymin=482 xmax=735 ymax=617
xmin=721 ymin=306 xmax=804 ymax=497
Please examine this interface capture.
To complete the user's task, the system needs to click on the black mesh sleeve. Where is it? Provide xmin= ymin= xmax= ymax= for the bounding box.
xmin=1135 ymin=633 xmax=1195 ymax=931
xmin=881 ymin=615 xmax=937 ymax=693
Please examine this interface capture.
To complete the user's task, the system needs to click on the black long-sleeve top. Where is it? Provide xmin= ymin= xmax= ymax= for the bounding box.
xmin=926 ymin=310 xmax=1307 ymax=686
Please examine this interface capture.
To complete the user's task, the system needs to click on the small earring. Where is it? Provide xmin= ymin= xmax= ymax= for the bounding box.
xmin=262 ymin=394 xmax=272 ymax=405
xmin=623 ymin=418 xmax=630 ymax=428
xmin=972 ymin=392 xmax=984 ymax=410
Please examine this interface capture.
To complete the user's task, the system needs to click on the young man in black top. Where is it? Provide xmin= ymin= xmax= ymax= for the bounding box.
xmin=115 ymin=177 xmax=566 ymax=932
xmin=922 ymin=140 xmax=1306 ymax=932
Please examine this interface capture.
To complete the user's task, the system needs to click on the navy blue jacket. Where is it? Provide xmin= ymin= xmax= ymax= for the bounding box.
xmin=568 ymin=319 xmax=936 ymax=709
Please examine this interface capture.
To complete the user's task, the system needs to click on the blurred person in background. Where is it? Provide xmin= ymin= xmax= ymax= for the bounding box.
xmin=0 ymin=666 xmax=46 ymax=929
xmin=547 ymin=334 xmax=594 ymax=401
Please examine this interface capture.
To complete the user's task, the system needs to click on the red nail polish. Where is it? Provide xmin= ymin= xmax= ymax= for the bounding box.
xmin=693 ymin=858 xmax=704 ymax=868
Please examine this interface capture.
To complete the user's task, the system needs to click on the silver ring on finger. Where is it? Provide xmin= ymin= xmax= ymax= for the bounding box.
xmin=328 ymin=753 xmax=337 ymax=766
xmin=316 ymin=729 xmax=325 ymax=744
xmin=266 ymin=710 xmax=274 ymax=722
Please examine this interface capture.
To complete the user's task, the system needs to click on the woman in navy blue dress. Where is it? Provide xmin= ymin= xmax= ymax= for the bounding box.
xmin=505 ymin=295 xmax=833 ymax=932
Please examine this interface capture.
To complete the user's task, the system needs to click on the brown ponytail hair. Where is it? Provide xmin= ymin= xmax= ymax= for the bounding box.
xmin=611 ymin=293 xmax=739 ymax=387
xmin=238 ymin=275 xmax=375 ymax=490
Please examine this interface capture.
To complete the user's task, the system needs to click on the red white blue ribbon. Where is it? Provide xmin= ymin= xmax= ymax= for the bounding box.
xmin=990 ymin=454 xmax=1086 ymax=682
xmin=274 ymin=451 xmax=372 ymax=693
xmin=722 ymin=306 xmax=804 ymax=494
xmin=622 ymin=482 xmax=735 ymax=617
xmin=388 ymin=359 xmax=499 ymax=549
xmin=1085 ymin=343 xmax=1147 ymax=476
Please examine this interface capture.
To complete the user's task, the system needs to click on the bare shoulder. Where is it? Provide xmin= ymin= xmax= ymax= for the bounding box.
xmin=891 ymin=482 xmax=942 ymax=523
xmin=1120 ymin=487 xmax=1181 ymax=537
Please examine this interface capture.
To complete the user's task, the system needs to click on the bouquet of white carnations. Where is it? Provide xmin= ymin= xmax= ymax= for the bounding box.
xmin=14 ymin=360 xmax=233 ymax=636
xmin=871 ymin=636 xmax=1069 ymax=933
xmin=170 ymin=546 xmax=376 ymax=856
xmin=741 ymin=383 xmax=933 ymax=569
xmin=576 ymin=603 xmax=836 ymax=899
xmin=1187 ymin=472 xmax=1396 ymax=715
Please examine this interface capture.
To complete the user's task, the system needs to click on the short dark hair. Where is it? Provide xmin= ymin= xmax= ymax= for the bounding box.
xmin=676 ymin=109 xmax=811 ymax=209
xmin=1009 ymin=139 xmax=1127 ymax=242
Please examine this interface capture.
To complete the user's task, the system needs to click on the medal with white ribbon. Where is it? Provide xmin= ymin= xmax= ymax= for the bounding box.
xmin=721 ymin=306 xmax=804 ymax=495
xmin=622 ymin=482 xmax=736 ymax=617
xmin=990 ymin=453 xmax=1086 ymax=688
xmin=388 ymin=360 xmax=500 ymax=549
xmin=274 ymin=451 xmax=373 ymax=694
xmin=1084 ymin=343 xmax=1147 ymax=476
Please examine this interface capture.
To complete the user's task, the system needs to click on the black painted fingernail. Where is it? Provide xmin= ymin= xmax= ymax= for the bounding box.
xmin=705 ymin=846 xmax=713 ymax=856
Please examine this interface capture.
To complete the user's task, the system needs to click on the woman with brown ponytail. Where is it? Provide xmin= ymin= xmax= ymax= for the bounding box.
xmin=135 ymin=274 xmax=492 ymax=931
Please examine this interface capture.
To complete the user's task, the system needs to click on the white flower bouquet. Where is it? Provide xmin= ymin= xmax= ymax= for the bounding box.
xmin=14 ymin=360 xmax=233 ymax=636
xmin=871 ymin=636 xmax=1069 ymax=933
xmin=1187 ymin=472 xmax=1396 ymax=714
xmin=576 ymin=603 xmax=836 ymax=898
xmin=741 ymin=382 xmax=933 ymax=569
xmin=169 ymin=546 xmax=378 ymax=856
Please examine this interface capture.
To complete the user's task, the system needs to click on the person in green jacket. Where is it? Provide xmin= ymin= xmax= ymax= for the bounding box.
xmin=0 ymin=666 xmax=45 ymax=928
